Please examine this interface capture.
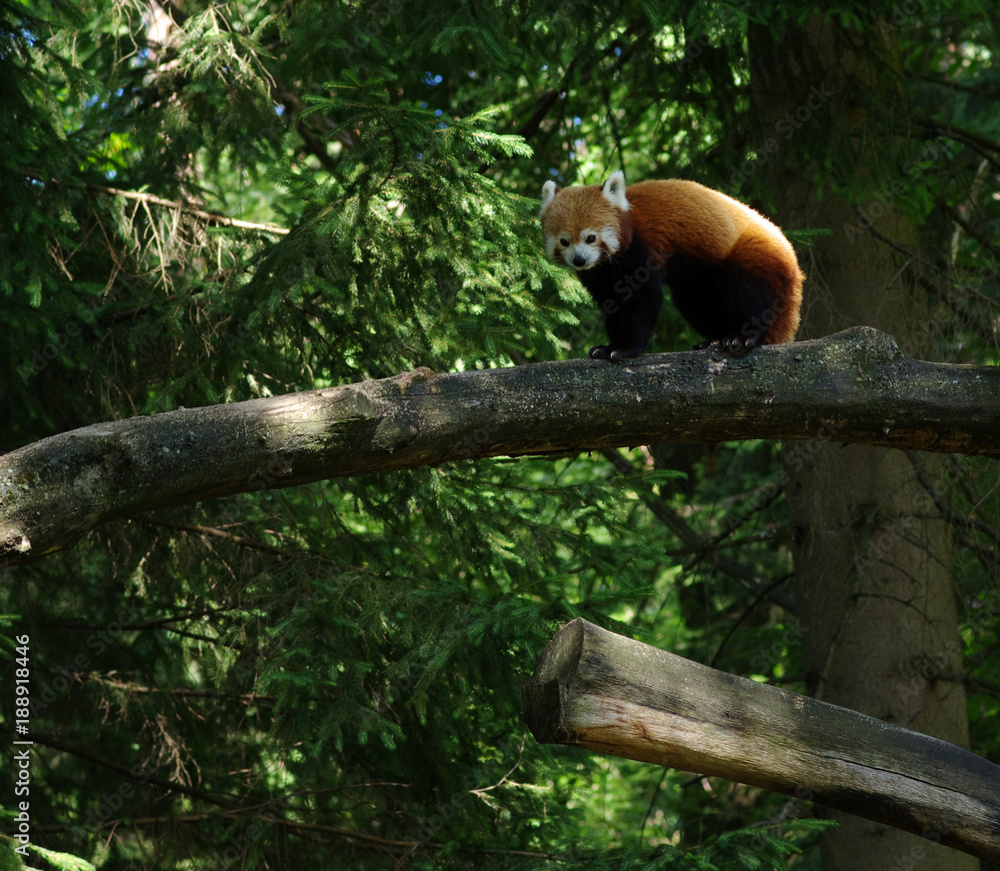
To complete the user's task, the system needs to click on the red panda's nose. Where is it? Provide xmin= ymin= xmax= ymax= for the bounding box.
xmin=572 ymin=253 xmax=588 ymax=268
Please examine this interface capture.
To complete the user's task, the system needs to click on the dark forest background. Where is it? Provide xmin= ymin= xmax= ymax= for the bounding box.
xmin=1 ymin=1 xmax=998 ymax=869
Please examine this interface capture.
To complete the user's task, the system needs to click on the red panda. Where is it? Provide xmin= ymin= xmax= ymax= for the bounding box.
xmin=540 ymin=171 xmax=804 ymax=360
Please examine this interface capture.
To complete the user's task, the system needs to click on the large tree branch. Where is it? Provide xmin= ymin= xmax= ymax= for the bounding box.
xmin=2 ymin=327 xmax=998 ymax=568
xmin=522 ymin=618 xmax=1000 ymax=862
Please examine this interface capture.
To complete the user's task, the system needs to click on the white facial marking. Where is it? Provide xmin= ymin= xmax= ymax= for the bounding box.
xmin=598 ymin=226 xmax=620 ymax=254
xmin=544 ymin=224 xmax=619 ymax=269
xmin=558 ymin=228 xmax=605 ymax=270
xmin=568 ymin=244 xmax=599 ymax=269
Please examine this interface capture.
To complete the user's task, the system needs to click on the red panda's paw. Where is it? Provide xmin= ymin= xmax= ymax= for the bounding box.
xmin=589 ymin=345 xmax=642 ymax=362
xmin=693 ymin=334 xmax=759 ymax=357
xmin=609 ymin=348 xmax=642 ymax=361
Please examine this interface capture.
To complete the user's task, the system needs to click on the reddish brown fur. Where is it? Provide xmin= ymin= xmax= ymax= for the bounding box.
xmin=625 ymin=180 xmax=804 ymax=343
xmin=541 ymin=177 xmax=804 ymax=347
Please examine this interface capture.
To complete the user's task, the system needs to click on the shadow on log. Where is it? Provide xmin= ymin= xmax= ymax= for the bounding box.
xmin=522 ymin=618 xmax=1000 ymax=862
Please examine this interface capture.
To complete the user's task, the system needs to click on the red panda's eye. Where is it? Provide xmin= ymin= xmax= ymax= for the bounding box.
xmin=586 ymin=234 xmax=597 ymax=244
xmin=559 ymin=239 xmax=569 ymax=247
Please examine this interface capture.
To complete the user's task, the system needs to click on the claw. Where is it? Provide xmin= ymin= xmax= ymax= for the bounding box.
xmin=590 ymin=345 xmax=642 ymax=361
xmin=609 ymin=348 xmax=639 ymax=361
xmin=694 ymin=335 xmax=760 ymax=356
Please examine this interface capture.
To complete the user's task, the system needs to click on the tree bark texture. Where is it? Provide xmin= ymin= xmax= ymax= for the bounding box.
xmin=2 ymin=327 xmax=1000 ymax=568
xmin=749 ymin=16 xmax=978 ymax=871
xmin=523 ymin=619 xmax=1000 ymax=863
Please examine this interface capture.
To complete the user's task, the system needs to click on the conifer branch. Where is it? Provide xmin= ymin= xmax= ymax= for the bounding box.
xmin=84 ymin=183 xmax=290 ymax=235
xmin=23 ymin=171 xmax=289 ymax=235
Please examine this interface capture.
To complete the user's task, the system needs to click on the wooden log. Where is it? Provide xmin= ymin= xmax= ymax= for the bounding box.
xmin=522 ymin=618 xmax=1000 ymax=862
xmin=5 ymin=327 xmax=1000 ymax=568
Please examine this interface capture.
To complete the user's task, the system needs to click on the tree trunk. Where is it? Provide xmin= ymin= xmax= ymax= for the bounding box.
xmin=749 ymin=17 xmax=976 ymax=871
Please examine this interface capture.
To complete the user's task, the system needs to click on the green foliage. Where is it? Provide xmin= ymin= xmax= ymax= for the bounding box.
xmin=25 ymin=844 xmax=97 ymax=871
xmin=1 ymin=0 xmax=998 ymax=870
xmin=678 ymin=820 xmax=835 ymax=869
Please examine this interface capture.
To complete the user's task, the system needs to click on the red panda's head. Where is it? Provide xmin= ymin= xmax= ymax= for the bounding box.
xmin=540 ymin=171 xmax=632 ymax=271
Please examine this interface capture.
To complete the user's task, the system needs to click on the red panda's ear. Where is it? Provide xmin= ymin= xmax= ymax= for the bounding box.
xmin=540 ymin=180 xmax=559 ymax=215
xmin=602 ymin=171 xmax=630 ymax=212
